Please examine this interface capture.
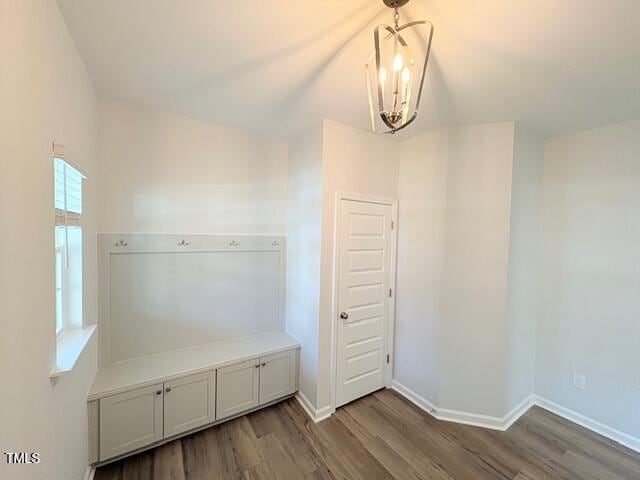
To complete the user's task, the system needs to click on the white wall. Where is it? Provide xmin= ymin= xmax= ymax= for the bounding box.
xmin=395 ymin=123 xmax=516 ymax=417
xmin=286 ymin=126 xmax=324 ymax=409
xmin=537 ymin=119 xmax=640 ymax=440
xmin=0 ymin=1 xmax=98 ymax=479
xmin=98 ymin=99 xmax=288 ymax=234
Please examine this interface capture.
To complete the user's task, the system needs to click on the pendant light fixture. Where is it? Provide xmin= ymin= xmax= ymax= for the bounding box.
xmin=366 ymin=0 xmax=434 ymax=134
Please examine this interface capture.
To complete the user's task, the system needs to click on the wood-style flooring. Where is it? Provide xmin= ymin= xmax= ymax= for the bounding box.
xmin=95 ymin=389 xmax=640 ymax=480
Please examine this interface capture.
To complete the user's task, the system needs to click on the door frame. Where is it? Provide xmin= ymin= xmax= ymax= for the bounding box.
xmin=330 ymin=192 xmax=398 ymax=413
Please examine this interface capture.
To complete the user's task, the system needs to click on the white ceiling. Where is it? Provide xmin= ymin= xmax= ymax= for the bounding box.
xmin=57 ymin=0 xmax=640 ymax=140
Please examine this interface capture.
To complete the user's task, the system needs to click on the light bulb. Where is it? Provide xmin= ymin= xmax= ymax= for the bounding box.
xmin=393 ymin=53 xmax=404 ymax=72
xmin=401 ymin=67 xmax=411 ymax=84
xmin=379 ymin=66 xmax=387 ymax=85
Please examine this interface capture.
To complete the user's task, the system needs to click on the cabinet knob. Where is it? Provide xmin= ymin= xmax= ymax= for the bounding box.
xmin=255 ymin=364 xmax=260 ymax=369
xmin=165 ymin=387 xmax=172 ymax=393
xmin=340 ymin=312 xmax=349 ymax=320
xmin=261 ymin=362 xmax=266 ymax=367
xmin=155 ymin=390 xmax=162 ymax=395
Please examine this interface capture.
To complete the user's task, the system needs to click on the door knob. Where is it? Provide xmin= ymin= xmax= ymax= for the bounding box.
xmin=340 ymin=312 xmax=349 ymax=320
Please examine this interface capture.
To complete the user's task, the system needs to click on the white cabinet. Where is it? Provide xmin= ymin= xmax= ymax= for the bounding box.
xmin=216 ymin=358 xmax=260 ymax=420
xmin=259 ymin=350 xmax=297 ymax=405
xmin=215 ymin=351 xmax=297 ymax=421
xmin=99 ymin=384 xmax=163 ymax=461
xmin=164 ymin=371 xmax=216 ymax=438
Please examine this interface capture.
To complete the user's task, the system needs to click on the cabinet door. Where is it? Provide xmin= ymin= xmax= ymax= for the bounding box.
xmin=259 ymin=350 xmax=297 ymax=405
xmin=100 ymin=384 xmax=163 ymax=461
xmin=216 ymin=358 xmax=259 ymax=420
xmin=164 ymin=371 xmax=215 ymax=438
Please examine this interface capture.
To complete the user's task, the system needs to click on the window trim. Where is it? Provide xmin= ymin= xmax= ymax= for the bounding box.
xmin=51 ymin=143 xmax=94 ymax=378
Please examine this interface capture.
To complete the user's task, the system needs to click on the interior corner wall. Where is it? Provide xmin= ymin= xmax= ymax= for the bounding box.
xmin=536 ymin=119 xmax=640 ymax=441
xmin=286 ymin=125 xmax=324 ymax=410
xmin=504 ymin=125 xmax=544 ymax=412
xmin=395 ymin=129 xmax=449 ymax=406
xmin=0 ymin=1 xmax=98 ymax=479
xmin=395 ymin=123 xmax=516 ymax=418
xmin=98 ymin=99 xmax=288 ymax=235
xmin=316 ymin=119 xmax=399 ymax=410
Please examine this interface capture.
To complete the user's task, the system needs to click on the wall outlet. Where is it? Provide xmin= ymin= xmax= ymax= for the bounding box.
xmin=573 ymin=373 xmax=587 ymax=390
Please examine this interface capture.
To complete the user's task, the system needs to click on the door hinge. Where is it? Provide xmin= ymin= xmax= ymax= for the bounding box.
xmin=391 ymin=221 xmax=394 ymax=230
xmin=389 ymin=288 xmax=392 ymax=298
xmin=386 ymin=354 xmax=390 ymax=364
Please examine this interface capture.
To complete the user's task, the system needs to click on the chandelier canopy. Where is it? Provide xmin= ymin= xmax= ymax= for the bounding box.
xmin=366 ymin=0 xmax=434 ymax=134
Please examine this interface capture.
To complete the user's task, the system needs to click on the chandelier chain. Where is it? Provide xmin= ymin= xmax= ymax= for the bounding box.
xmin=394 ymin=8 xmax=400 ymax=29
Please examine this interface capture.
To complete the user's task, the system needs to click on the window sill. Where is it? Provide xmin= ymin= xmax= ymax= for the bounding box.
xmin=50 ymin=324 xmax=97 ymax=378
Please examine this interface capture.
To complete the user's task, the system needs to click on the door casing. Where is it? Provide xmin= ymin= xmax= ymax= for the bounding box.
xmin=330 ymin=192 xmax=398 ymax=414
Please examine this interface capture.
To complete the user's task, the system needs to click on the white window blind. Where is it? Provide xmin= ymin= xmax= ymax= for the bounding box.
xmin=54 ymin=156 xmax=84 ymax=227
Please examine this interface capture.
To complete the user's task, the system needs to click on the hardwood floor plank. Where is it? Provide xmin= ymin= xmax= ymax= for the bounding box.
xmin=247 ymin=407 xmax=276 ymax=439
xmin=122 ymin=452 xmax=153 ymax=480
xmin=258 ymin=432 xmax=307 ymax=480
xmin=304 ymin=464 xmax=337 ymax=480
xmin=332 ymin=406 xmax=374 ymax=445
xmin=153 ymin=441 xmax=185 ymax=480
xmin=202 ymin=426 xmax=246 ymax=480
xmin=363 ymin=436 xmax=425 ymax=480
xmin=95 ymin=461 xmax=123 ymax=480
xmin=268 ymin=402 xmax=324 ymax=474
xmin=95 ymin=392 xmax=640 ymax=480
xmin=242 ymin=461 xmax=279 ymax=480
xmin=182 ymin=433 xmax=215 ymax=480
xmin=315 ymin=414 xmax=396 ymax=480
xmin=220 ymin=416 xmax=263 ymax=472
xmin=561 ymin=449 xmax=629 ymax=480
xmin=343 ymin=399 xmax=456 ymax=479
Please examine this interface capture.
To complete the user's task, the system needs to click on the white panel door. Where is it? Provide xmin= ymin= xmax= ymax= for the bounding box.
xmin=216 ymin=358 xmax=260 ymax=420
xmin=164 ymin=371 xmax=215 ymax=438
xmin=259 ymin=350 xmax=296 ymax=405
xmin=99 ymin=384 xmax=163 ymax=460
xmin=336 ymin=199 xmax=393 ymax=407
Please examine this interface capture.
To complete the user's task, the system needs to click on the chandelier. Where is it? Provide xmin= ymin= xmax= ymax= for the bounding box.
xmin=366 ymin=0 xmax=434 ymax=134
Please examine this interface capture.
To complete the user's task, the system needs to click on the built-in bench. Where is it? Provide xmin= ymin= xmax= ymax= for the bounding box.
xmin=88 ymin=332 xmax=300 ymax=464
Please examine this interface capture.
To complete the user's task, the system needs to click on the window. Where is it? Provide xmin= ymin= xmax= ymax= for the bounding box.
xmin=54 ymin=153 xmax=85 ymax=335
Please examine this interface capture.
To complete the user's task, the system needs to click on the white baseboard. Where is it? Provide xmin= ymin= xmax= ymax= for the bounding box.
xmin=391 ymin=380 xmax=640 ymax=453
xmin=391 ymin=380 xmax=533 ymax=431
xmin=83 ymin=466 xmax=95 ymax=480
xmin=533 ymin=395 xmax=640 ymax=454
xmin=295 ymin=392 xmax=333 ymax=423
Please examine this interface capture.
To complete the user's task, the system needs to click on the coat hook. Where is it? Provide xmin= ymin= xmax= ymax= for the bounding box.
xmin=114 ymin=239 xmax=128 ymax=247
xmin=177 ymin=239 xmax=191 ymax=246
